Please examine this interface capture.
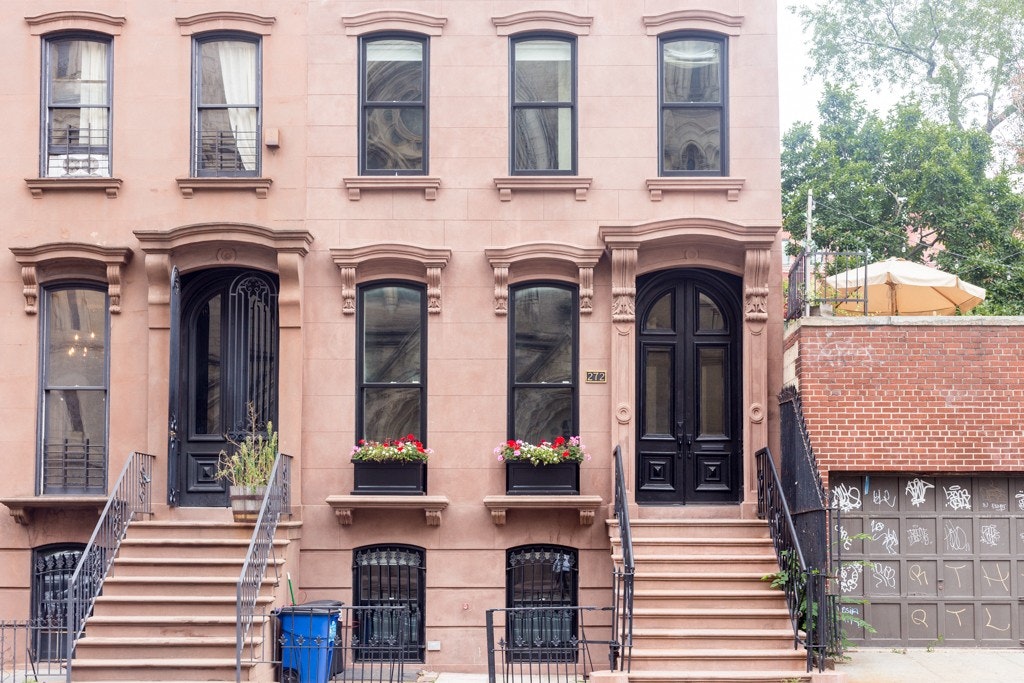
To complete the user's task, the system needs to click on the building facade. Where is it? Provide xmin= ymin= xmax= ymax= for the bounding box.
xmin=0 ymin=0 xmax=783 ymax=672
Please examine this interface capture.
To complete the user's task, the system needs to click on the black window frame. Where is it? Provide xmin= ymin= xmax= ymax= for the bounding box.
xmin=658 ymin=31 xmax=728 ymax=177
xmin=505 ymin=544 xmax=579 ymax=662
xmin=509 ymin=33 xmax=577 ymax=175
xmin=40 ymin=32 xmax=113 ymax=178
xmin=38 ymin=284 xmax=110 ymax=495
xmin=31 ymin=543 xmax=86 ymax=662
xmin=359 ymin=33 xmax=430 ymax=176
xmin=190 ymin=31 xmax=262 ymax=178
xmin=352 ymin=544 xmax=426 ymax=661
xmin=356 ymin=281 xmax=428 ymax=442
xmin=507 ymin=282 xmax=579 ymax=443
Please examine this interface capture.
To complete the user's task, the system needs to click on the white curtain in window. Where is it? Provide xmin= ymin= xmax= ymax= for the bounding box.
xmin=217 ymin=41 xmax=257 ymax=171
xmin=78 ymin=41 xmax=108 ymax=146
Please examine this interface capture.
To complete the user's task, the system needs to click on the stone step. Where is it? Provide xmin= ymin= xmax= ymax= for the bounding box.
xmin=633 ymin=571 xmax=774 ymax=591
xmin=627 ymin=647 xmax=809 ymax=672
xmin=632 ymin=607 xmax=793 ymax=630
xmin=614 ymin=537 xmax=774 ymax=555
xmin=92 ymin=594 xmax=275 ymax=618
xmin=609 ymin=519 xmax=770 ymax=540
xmin=111 ymin=556 xmax=283 ymax=577
xmin=615 ymin=553 xmax=779 ymax=573
xmin=633 ymin=589 xmax=786 ymax=609
xmin=100 ymin=574 xmax=276 ymax=597
xmin=84 ymin=614 xmax=269 ymax=638
xmin=68 ymin=657 xmax=256 ymax=681
xmin=73 ymin=636 xmax=244 ymax=660
xmin=631 ymin=627 xmax=797 ymax=650
xmin=115 ymin=537 xmax=288 ymax=560
xmin=127 ymin=520 xmax=266 ymax=541
xmin=626 ymin=671 xmax=811 ymax=683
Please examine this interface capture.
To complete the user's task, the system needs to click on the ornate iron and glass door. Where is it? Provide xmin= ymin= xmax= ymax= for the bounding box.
xmin=172 ymin=269 xmax=278 ymax=507
xmin=636 ymin=269 xmax=741 ymax=504
xmin=353 ymin=545 xmax=426 ymax=661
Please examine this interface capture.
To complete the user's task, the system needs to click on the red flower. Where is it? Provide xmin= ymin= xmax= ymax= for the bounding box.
xmin=553 ymin=436 xmax=566 ymax=447
xmin=562 ymin=450 xmax=570 ymax=458
xmin=507 ymin=440 xmax=518 ymax=448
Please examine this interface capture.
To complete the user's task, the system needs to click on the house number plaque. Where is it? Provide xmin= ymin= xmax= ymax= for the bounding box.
xmin=585 ymin=371 xmax=607 ymax=383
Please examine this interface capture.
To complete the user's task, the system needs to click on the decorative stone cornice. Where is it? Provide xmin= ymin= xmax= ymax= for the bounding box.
xmin=26 ymin=11 xmax=125 ymax=35
xmin=326 ymin=495 xmax=450 ymax=526
xmin=642 ymin=10 xmax=744 ymax=36
xmin=342 ymin=176 xmax=441 ymax=201
xmin=492 ymin=176 xmax=591 ymax=201
xmin=342 ymin=11 xmax=447 ymax=36
xmin=491 ymin=11 xmax=593 ymax=36
xmin=484 ymin=243 xmax=605 ymax=315
xmin=176 ymin=177 xmax=272 ymax=198
xmin=10 ymin=243 xmax=132 ymax=314
xmin=330 ymin=244 xmax=452 ymax=315
xmin=176 ymin=12 xmax=275 ymax=35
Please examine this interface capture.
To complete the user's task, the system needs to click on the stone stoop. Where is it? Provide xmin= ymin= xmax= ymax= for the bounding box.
xmin=69 ymin=519 xmax=297 ymax=682
xmin=608 ymin=518 xmax=818 ymax=683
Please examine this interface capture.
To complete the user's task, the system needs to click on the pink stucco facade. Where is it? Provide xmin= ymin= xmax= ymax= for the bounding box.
xmin=0 ymin=0 xmax=782 ymax=671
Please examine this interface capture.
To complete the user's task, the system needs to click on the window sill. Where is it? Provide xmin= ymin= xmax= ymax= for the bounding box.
xmin=326 ymin=494 xmax=450 ymax=526
xmin=26 ymin=177 xmax=122 ymax=199
xmin=0 ymin=495 xmax=108 ymax=526
xmin=646 ymin=176 xmax=745 ymax=201
xmin=493 ymin=176 xmax=591 ymax=201
xmin=342 ymin=176 xmax=441 ymax=201
xmin=482 ymin=494 xmax=602 ymax=526
xmin=176 ymin=177 xmax=272 ymax=198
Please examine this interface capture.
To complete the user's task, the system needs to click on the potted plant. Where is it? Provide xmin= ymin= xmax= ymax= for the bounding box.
xmin=351 ymin=434 xmax=432 ymax=495
xmin=215 ymin=408 xmax=278 ymax=523
xmin=495 ymin=436 xmax=590 ymax=495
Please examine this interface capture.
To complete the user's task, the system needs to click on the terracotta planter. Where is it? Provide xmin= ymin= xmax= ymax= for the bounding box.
xmin=505 ymin=461 xmax=580 ymax=495
xmin=229 ymin=485 xmax=267 ymax=523
xmin=352 ymin=461 xmax=427 ymax=495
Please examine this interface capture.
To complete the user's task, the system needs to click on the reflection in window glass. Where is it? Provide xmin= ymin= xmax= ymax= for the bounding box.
xmin=362 ymin=37 xmax=427 ymax=173
xmin=512 ymin=37 xmax=575 ymax=173
xmin=699 ymin=347 xmax=726 ymax=436
xmin=194 ymin=37 xmax=259 ymax=176
xmin=644 ymin=292 xmax=674 ymax=332
xmin=697 ymin=292 xmax=726 ymax=331
xmin=660 ymin=35 xmax=726 ymax=175
xmin=44 ymin=37 xmax=111 ymax=177
xmin=643 ymin=348 xmax=672 ymax=436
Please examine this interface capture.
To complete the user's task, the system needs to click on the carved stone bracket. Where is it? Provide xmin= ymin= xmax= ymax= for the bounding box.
xmin=0 ymin=496 xmax=107 ymax=526
xmin=330 ymin=244 xmax=452 ymax=315
xmin=484 ymin=243 xmax=604 ymax=316
xmin=645 ymin=177 xmax=745 ymax=202
xmin=492 ymin=177 xmax=592 ymax=202
xmin=482 ymin=495 xmax=602 ymax=526
xmin=609 ymin=247 xmax=639 ymax=323
xmin=326 ymin=495 xmax=450 ymax=526
xmin=176 ymin=177 xmax=272 ymax=198
xmin=342 ymin=177 xmax=441 ymax=201
xmin=743 ymin=248 xmax=772 ymax=331
xmin=10 ymin=243 xmax=132 ymax=314
xmin=25 ymin=177 xmax=122 ymax=199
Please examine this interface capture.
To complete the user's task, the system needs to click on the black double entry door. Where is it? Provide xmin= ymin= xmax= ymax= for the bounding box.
xmin=169 ymin=268 xmax=279 ymax=507
xmin=636 ymin=269 xmax=742 ymax=505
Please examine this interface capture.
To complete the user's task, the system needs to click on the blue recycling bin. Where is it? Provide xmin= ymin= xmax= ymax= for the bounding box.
xmin=277 ymin=601 xmax=343 ymax=683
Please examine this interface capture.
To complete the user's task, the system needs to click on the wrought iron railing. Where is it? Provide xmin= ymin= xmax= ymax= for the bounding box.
xmin=0 ymin=619 xmax=68 ymax=681
xmin=235 ymin=452 xmax=291 ymax=682
xmin=42 ymin=440 xmax=106 ymax=493
xmin=610 ymin=444 xmax=633 ymax=672
xmin=196 ymin=129 xmax=258 ymax=175
xmin=756 ymin=447 xmax=831 ymax=673
xmin=47 ymin=125 xmax=110 ymax=177
xmin=64 ymin=451 xmax=155 ymax=683
xmin=786 ymin=250 xmax=870 ymax=320
xmin=485 ymin=606 xmax=614 ymax=683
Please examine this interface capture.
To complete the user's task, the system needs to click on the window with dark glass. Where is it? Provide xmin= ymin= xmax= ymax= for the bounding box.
xmin=40 ymin=286 xmax=108 ymax=494
xmin=32 ymin=544 xmax=85 ymax=662
xmin=659 ymin=33 xmax=727 ymax=175
xmin=511 ymin=35 xmax=576 ymax=174
xmin=360 ymin=35 xmax=428 ymax=174
xmin=505 ymin=545 xmax=578 ymax=662
xmin=42 ymin=34 xmax=112 ymax=178
xmin=509 ymin=284 xmax=578 ymax=443
xmin=357 ymin=282 xmax=426 ymax=441
xmin=353 ymin=544 xmax=426 ymax=661
xmin=192 ymin=34 xmax=260 ymax=177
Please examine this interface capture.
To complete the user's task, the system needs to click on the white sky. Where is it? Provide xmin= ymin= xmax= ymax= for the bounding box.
xmin=777 ymin=1 xmax=824 ymax=132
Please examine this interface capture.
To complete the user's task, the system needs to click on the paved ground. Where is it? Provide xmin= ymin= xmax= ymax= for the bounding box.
xmin=416 ymin=648 xmax=1024 ymax=681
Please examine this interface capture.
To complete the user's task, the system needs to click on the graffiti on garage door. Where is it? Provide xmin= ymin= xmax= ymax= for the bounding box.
xmin=831 ymin=474 xmax=1024 ymax=647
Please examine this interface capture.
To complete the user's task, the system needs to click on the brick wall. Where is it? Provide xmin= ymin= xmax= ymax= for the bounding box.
xmin=786 ymin=318 xmax=1024 ymax=474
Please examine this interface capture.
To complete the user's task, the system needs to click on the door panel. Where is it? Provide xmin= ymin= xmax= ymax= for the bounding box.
xmin=636 ymin=270 xmax=741 ymax=504
xmin=175 ymin=270 xmax=278 ymax=507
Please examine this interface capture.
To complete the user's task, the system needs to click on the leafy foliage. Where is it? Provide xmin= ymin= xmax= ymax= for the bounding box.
xmin=495 ymin=436 xmax=590 ymax=466
xmin=351 ymin=434 xmax=432 ymax=463
xmin=782 ymin=89 xmax=1024 ymax=313
xmin=215 ymin=407 xmax=278 ymax=487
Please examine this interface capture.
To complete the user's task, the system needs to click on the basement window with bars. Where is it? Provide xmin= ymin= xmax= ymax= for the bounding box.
xmin=505 ymin=545 xmax=579 ymax=662
xmin=31 ymin=544 xmax=85 ymax=662
xmin=352 ymin=544 xmax=426 ymax=661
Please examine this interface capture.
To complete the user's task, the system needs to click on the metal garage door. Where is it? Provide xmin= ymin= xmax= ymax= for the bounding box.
xmin=831 ymin=474 xmax=1023 ymax=647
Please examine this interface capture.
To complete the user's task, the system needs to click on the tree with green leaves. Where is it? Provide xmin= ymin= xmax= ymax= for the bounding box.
xmin=796 ymin=0 xmax=1024 ymax=136
xmin=783 ymin=89 xmax=1024 ymax=314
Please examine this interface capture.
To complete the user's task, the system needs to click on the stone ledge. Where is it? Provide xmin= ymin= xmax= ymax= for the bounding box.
xmin=0 ymin=495 xmax=108 ymax=525
xmin=482 ymin=494 xmax=602 ymax=526
xmin=326 ymin=494 xmax=450 ymax=526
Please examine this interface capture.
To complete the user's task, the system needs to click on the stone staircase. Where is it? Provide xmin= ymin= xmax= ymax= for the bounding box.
xmin=69 ymin=518 xmax=298 ymax=682
xmin=609 ymin=517 xmax=815 ymax=683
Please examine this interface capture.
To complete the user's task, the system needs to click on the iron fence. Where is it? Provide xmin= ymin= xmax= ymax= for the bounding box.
xmin=42 ymin=441 xmax=105 ymax=494
xmin=610 ymin=444 xmax=633 ymax=673
xmin=0 ymin=620 xmax=66 ymax=682
xmin=486 ymin=606 xmax=614 ymax=683
xmin=64 ymin=451 xmax=154 ymax=683
xmin=786 ymin=250 xmax=870 ymax=320
xmin=236 ymin=452 xmax=292 ymax=682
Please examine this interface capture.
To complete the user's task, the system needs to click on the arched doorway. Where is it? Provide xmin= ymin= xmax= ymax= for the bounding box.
xmin=635 ymin=269 xmax=742 ymax=504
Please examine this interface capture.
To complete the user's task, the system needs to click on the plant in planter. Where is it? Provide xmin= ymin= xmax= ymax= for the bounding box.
xmin=350 ymin=434 xmax=432 ymax=495
xmin=215 ymin=408 xmax=278 ymax=522
xmin=495 ymin=436 xmax=590 ymax=495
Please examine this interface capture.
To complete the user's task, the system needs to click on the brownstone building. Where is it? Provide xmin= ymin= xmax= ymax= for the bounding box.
xmin=0 ymin=1 xmax=795 ymax=679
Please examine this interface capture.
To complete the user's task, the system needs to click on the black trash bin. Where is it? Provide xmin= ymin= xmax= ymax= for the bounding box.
xmin=276 ymin=600 xmax=344 ymax=683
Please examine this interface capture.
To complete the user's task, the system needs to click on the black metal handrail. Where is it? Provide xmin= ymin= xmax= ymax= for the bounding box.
xmin=235 ymin=452 xmax=291 ymax=682
xmin=610 ymin=444 xmax=633 ymax=672
xmin=64 ymin=451 xmax=155 ymax=683
xmin=756 ymin=447 xmax=828 ymax=673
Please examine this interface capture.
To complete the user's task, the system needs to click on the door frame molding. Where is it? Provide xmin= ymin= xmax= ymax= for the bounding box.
xmin=600 ymin=217 xmax=778 ymax=517
xmin=136 ymin=223 xmax=312 ymax=509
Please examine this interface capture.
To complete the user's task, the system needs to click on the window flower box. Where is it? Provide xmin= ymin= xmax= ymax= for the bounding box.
xmin=350 ymin=435 xmax=431 ymax=496
xmin=495 ymin=436 xmax=589 ymax=496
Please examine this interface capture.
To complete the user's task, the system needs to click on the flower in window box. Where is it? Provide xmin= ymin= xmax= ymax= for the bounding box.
xmin=351 ymin=434 xmax=432 ymax=463
xmin=494 ymin=436 xmax=590 ymax=466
